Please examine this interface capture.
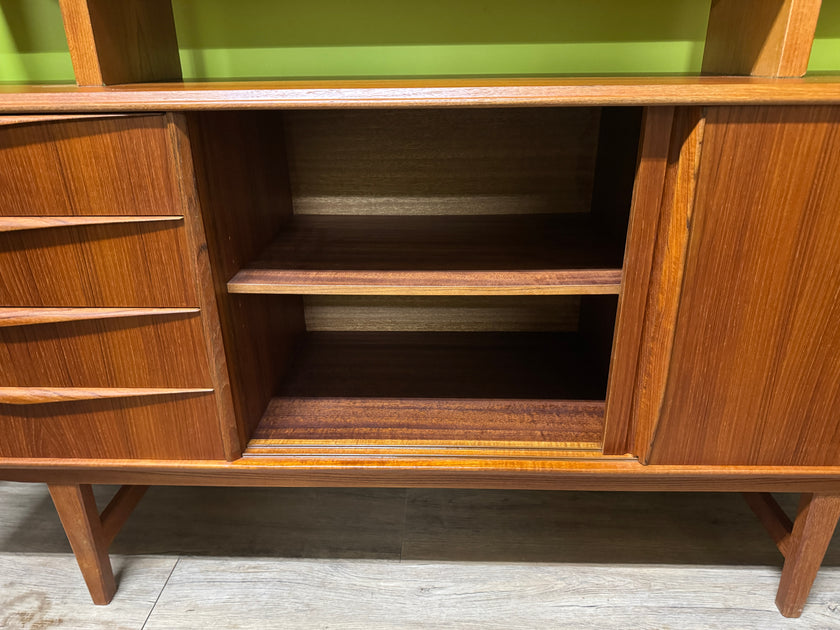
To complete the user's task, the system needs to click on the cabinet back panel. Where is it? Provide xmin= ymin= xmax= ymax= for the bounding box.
xmin=648 ymin=106 xmax=840 ymax=466
xmin=304 ymin=296 xmax=580 ymax=332
xmin=283 ymin=108 xmax=600 ymax=216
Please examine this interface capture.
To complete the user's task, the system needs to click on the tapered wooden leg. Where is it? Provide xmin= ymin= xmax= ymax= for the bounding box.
xmin=48 ymin=484 xmax=116 ymax=605
xmin=776 ymin=493 xmax=840 ymax=618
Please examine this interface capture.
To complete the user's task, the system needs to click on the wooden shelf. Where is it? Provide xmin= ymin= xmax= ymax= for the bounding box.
xmin=246 ymin=397 xmax=605 ymax=453
xmin=2 ymin=77 xmax=840 ymax=112
xmin=228 ymin=214 xmax=623 ymax=296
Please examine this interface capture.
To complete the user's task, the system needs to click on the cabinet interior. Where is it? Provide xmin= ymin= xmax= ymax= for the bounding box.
xmin=190 ymin=106 xmax=642 ymax=454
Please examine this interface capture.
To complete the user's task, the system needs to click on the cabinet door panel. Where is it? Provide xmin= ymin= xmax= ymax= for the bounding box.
xmin=648 ymin=106 xmax=840 ymax=466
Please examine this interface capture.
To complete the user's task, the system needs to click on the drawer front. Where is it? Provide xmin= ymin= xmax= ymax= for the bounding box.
xmin=0 ymin=115 xmax=178 ymax=216
xmin=0 ymin=395 xmax=225 ymax=460
xmin=0 ymin=220 xmax=197 ymax=307
xmin=0 ymin=310 xmax=211 ymax=388
xmin=0 ymin=113 xmax=239 ymax=461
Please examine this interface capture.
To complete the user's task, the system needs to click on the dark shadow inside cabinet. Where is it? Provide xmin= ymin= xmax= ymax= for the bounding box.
xmin=188 ymin=106 xmax=641 ymax=453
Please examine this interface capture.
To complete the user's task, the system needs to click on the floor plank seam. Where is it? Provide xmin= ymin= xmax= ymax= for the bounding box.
xmin=399 ymin=489 xmax=409 ymax=563
xmin=140 ymin=555 xmax=180 ymax=630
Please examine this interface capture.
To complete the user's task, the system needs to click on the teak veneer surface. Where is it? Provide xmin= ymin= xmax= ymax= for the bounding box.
xmin=3 ymin=78 xmax=840 ymax=111
xmin=0 ymin=115 xmax=177 ymax=216
xmin=303 ymin=296 xmax=582 ymax=333
xmin=649 ymin=106 xmax=840 ymax=467
xmin=0 ymin=307 xmax=198 ymax=327
xmin=284 ymin=107 xmax=602 ymax=218
xmin=0 ymin=221 xmax=196 ymax=307
xmin=0 ymin=313 xmax=212 ymax=389
xmin=249 ymin=397 xmax=605 ymax=447
xmin=702 ymin=0 xmax=822 ymax=78
xmin=229 ymin=215 xmax=623 ymax=296
xmin=59 ymin=0 xmax=181 ymax=86
xmin=184 ymin=112 xmax=305 ymax=449
xmin=0 ymin=393 xmax=224 ymax=460
xmin=6 ymin=457 xmax=840 ymax=493
xmin=601 ymin=107 xmax=674 ymax=455
xmin=632 ymin=108 xmax=706 ymax=463
xmin=0 ymin=387 xmax=213 ymax=405
xmin=0 ymin=216 xmax=182 ymax=233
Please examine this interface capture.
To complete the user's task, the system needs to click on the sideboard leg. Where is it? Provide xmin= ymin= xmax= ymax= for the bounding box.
xmin=48 ymin=483 xmax=116 ymax=605
xmin=776 ymin=493 xmax=840 ymax=618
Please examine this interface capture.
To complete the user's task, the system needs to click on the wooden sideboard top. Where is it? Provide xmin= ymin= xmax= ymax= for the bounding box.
xmin=2 ymin=76 xmax=840 ymax=112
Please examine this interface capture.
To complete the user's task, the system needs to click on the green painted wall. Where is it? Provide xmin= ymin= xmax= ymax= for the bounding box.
xmin=0 ymin=0 xmax=838 ymax=83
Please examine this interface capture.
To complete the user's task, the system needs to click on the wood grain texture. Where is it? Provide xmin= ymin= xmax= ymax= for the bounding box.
xmin=278 ymin=332 xmax=610 ymax=401
xmin=631 ymin=108 xmax=705 ymax=463
xmin=0 ymin=394 xmax=224 ymax=460
xmin=284 ymin=108 xmax=600 ymax=216
xmin=0 ymin=115 xmax=178 ymax=216
xmin=602 ymin=107 xmax=675 ymax=455
xmin=141 ymin=557 xmax=840 ymax=629
xmin=0 ymin=552 xmax=177 ymax=628
xmin=47 ymin=484 xmax=114 ymax=605
xmin=249 ymin=398 xmax=605 ymax=447
xmin=10 ymin=458 xmax=840 ymax=492
xmin=303 ymin=296 xmax=581 ymax=332
xmin=165 ymin=113 xmax=241 ymax=461
xmin=228 ymin=215 xmax=623 ymax=296
xmin=0 ymin=314 xmax=212 ymax=389
xmin=99 ymin=485 xmax=148 ymax=546
xmin=59 ymin=0 xmax=181 ymax=86
xmin=0 ymin=388 xmax=213 ymax=405
xmin=0 ymin=307 xmax=198 ymax=327
xmin=185 ymin=111 xmax=306 ymax=448
xmin=0 ymin=114 xmax=133 ymax=127
xmin=231 ymin=270 xmax=621 ymax=296
xmin=245 ymin=444 xmax=612 ymax=459
xmin=0 ymin=215 xmax=181 ymax=233
xmin=777 ymin=493 xmax=840 ymax=617
xmin=0 ymin=221 xmax=196 ymax=307
xmin=649 ymin=107 xmax=840 ymax=466
xmin=2 ymin=78 xmax=840 ymax=112
xmin=703 ymin=0 xmax=822 ymax=77
xmin=743 ymin=492 xmax=795 ymax=556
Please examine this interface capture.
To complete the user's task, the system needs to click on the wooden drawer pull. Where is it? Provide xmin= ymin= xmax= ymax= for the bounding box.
xmin=0 ymin=215 xmax=182 ymax=233
xmin=0 ymin=307 xmax=198 ymax=328
xmin=0 ymin=387 xmax=213 ymax=405
xmin=0 ymin=114 xmax=138 ymax=127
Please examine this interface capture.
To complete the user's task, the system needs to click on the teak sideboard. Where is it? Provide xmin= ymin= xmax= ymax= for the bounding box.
xmin=2 ymin=0 xmax=840 ymax=619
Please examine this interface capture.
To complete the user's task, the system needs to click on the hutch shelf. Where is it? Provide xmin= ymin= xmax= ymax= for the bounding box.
xmin=2 ymin=0 xmax=840 ymax=619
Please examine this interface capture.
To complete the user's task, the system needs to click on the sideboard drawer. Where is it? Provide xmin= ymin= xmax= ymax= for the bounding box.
xmin=0 ymin=394 xmax=225 ymax=460
xmin=0 ymin=115 xmax=178 ymax=216
xmin=0 ymin=219 xmax=197 ymax=307
xmin=0 ymin=309 xmax=211 ymax=388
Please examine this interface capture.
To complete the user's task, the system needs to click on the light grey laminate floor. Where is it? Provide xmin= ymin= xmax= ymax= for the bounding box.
xmin=2 ymin=482 xmax=840 ymax=628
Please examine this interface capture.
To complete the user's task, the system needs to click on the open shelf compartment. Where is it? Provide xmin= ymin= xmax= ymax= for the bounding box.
xmin=187 ymin=107 xmax=641 ymax=458
xmin=219 ymin=106 xmax=641 ymax=296
xmin=237 ymin=294 xmax=619 ymax=456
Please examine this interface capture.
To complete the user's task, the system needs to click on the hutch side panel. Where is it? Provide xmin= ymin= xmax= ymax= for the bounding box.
xmin=648 ymin=106 xmax=840 ymax=466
